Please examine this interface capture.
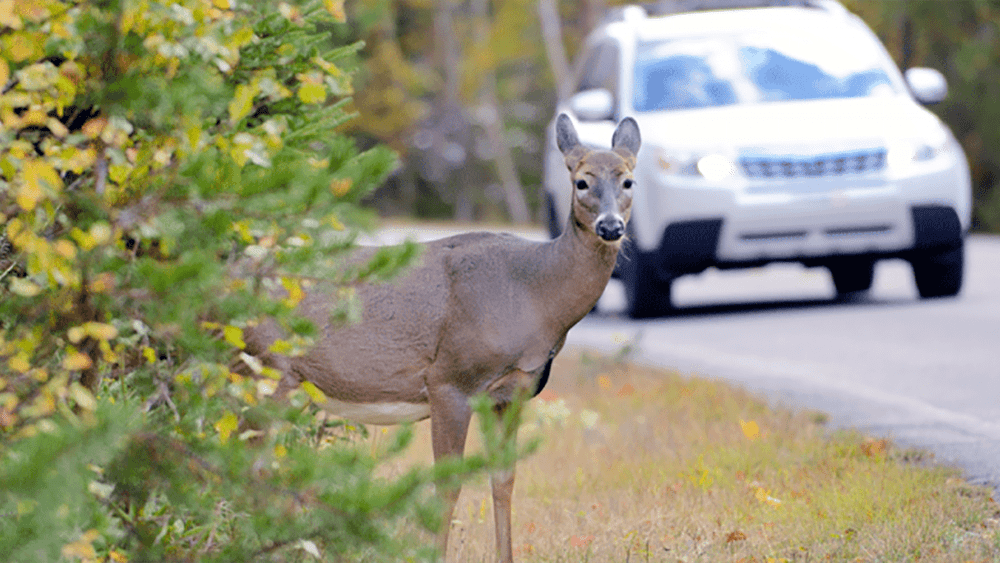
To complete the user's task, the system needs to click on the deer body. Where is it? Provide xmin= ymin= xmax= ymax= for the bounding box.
xmin=244 ymin=114 xmax=640 ymax=562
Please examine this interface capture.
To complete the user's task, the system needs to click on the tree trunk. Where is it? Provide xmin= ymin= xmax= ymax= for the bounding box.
xmin=538 ymin=0 xmax=572 ymax=100
xmin=472 ymin=0 xmax=530 ymax=224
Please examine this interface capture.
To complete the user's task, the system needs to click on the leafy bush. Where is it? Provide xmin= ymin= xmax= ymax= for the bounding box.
xmin=0 ymin=1 xmax=489 ymax=560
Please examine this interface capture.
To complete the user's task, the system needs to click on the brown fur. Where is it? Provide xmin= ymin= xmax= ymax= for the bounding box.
xmin=243 ymin=114 xmax=641 ymax=562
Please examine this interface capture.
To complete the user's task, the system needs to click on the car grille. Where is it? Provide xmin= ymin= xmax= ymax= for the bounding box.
xmin=739 ymin=149 xmax=887 ymax=179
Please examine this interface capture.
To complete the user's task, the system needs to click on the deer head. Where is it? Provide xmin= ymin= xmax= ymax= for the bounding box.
xmin=556 ymin=113 xmax=640 ymax=244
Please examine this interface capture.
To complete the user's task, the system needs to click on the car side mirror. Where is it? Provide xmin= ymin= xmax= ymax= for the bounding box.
xmin=569 ymin=88 xmax=615 ymax=121
xmin=905 ymin=67 xmax=947 ymax=105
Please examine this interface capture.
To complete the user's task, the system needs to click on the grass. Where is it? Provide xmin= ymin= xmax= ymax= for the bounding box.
xmin=375 ymin=348 xmax=1000 ymax=562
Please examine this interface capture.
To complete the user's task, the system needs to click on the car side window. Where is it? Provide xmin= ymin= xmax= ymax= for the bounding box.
xmin=575 ymin=42 xmax=620 ymax=103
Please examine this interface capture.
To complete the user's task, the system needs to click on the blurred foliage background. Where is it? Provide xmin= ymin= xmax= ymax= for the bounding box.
xmin=1 ymin=0 xmax=998 ymax=561
xmin=345 ymin=0 xmax=1000 ymax=231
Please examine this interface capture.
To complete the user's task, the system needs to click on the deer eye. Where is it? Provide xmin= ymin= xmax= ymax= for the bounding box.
xmin=623 ymin=179 xmax=634 ymax=189
xmin=575 ymin=179 xmax=588 ymax=191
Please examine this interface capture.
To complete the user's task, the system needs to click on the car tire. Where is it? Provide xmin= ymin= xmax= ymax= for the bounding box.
xmin=623 ymin=246 xmax=673 ymax=318
xmin=827 ymin=257 xmax=875 ymax=297
xmin=910 ymin=240 xmax=964 ymax=299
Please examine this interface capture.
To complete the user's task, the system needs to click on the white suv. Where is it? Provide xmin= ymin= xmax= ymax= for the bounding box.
xmin=543 ymin=0 xmax=972 ymax=318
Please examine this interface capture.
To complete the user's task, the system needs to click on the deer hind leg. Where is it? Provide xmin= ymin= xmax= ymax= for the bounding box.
xmin=429 ymin=385 xmax=473 ymax=561
xmin=491 ymin=399 xmax=524 ymax=563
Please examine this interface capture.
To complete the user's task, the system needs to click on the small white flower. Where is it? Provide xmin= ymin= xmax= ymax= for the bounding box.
xmin=579 ymin=410 xmax=600 ymax=429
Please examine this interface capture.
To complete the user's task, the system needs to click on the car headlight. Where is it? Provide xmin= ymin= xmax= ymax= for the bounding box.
xmin=655 ymin=148 xmax=738 ymax=181
xmin=887 ymin=130 xmax=952 ymax=170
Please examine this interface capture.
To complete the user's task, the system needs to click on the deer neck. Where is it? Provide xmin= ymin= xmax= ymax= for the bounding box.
xmin=533 ymin=217 xmax=620 ymax=328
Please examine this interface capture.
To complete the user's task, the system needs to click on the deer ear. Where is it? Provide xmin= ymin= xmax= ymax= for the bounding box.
xmin=611 ymin=117 xmax=641 ymax=166
xmin=556 ymin=113 xmax=580 ymax=155
xmin=556 ymin=113 xmax=588 ymax=170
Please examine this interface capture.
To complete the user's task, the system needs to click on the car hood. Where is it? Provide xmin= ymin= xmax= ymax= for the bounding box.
xmin=632 ymin=96 xmax=947 ymax=156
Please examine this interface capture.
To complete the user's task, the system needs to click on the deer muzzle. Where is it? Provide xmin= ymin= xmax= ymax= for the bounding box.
xmin=595 ymin=213 xmax=625 ymax=242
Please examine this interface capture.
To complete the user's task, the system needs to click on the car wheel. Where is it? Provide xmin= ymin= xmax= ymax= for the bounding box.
xmin=623 ymin=246 xmax=673 ymax=318
xmin=827 ymin=257 xmax=875 ymax=297
xmin=910 ymin=240 xmax=964 ymax=298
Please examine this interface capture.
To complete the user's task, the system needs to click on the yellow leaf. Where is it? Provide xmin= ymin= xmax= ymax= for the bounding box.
xmin=281 ymin=276 xmax=304 ymax=307
xmin=99 ymin=339 xmax=116 ymax=363
xmin=70 ymin=227 xmax=96 ymax=251
xmin=54 ymin=239 xmax=76 ymax=258
xmin=89 ymin=222 xmax=112 ymax=245
xmin=212 ymin=0 xmax=230 ymax=8
xmin=46 ymin=117 xmax=68 ymax=138
xmin=24 ymin=391 xmax=55 ymax=417
xmin=223 ymin=325 xmax=246 ymax=349
xmin=63 ymin=351 xmax=93 ymax=371
xmin=108 ymin=163 xmax=130 ymax=184
xmin=329 ymin=178 xmax=351 ymax=197
xmin=185 ymin=124 xmax=202 ymax=152
xmin=257 ymin=378 xmax=278 ymax=397
xmin=278 ymin=2 xmax=301 ymax=23
xmin=312 ymin=56 xmax=342 ymax=77
xmin=8 ymin=354 xmax=29 ymax=373
xmin=21 ymin=108 xmax=46 ymax=126
xmin=82 ymin=116 xmax=107 ymax=139
xmin=142 ymin=347 xmax=157 ymax=364
xmin=62 ymin=146 xmax=97 ymax=174
xmin=15 ymin=182 xmax=40 ymax=211
xmin=300 ymin=381 xmax=327 ymax=403
xmin=261 ymin=367 xmax=282 ymax=381
xmin=323 ymin=0 xmax=346 ymax=22
xmin=229 ymin=83 xmax=258 ymax=123
xmin=0 ymin=59 xmax=8 ymax=88
xmin=67 ymin=326 xmax=86 ymax=344
xmin=85 ymin=322 xmax=118 ymax=340
xmin=755 ymin=487 xmax=782 ymax=507
xmin=274 ymin=444 xmax=287 ymax=458
xmin=9 ymin=277 xmax=41 ymax=297
xmin=61 ymin=539 xmax=96 ymax=560
xmin=4 ymin=31 xmax=42 ymax=62
xmin=740 ymin=419 xmax=760 ymax=441
xmin=109 ymin=550 xmax=129 ymax=563
xmin=297 ymin=82 xmax=326 ymax=104
xmin=215 ymin=411 xmax=238 ymax=444
xmin=229 ymin=25 xmax=253 ymax=48
xmin=269 ymin=339 xmax=293 ymax=355
xmin=23 ymin=158 xmax=62 ymax=190
xmin=69 ymin=382 xmax=97 ymax=411
xmin=0 ymin=0 xmax=23 ymax=30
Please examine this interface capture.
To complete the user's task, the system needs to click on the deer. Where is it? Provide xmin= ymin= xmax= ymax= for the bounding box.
xmin=242 ymin=113 xmax=640 ymax=563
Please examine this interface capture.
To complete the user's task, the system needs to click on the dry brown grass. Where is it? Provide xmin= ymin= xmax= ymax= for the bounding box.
xmin=374 ymin=348 xmax=1000 ymax=562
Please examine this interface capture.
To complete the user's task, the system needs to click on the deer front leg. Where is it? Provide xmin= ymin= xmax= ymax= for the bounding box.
xmin=491 ymin=467 xmax=516 ymax=563
xmin=491 ymin=400 xmax=524 ymax=563
xmin=429 ymin=385 xmax=473 ymax=561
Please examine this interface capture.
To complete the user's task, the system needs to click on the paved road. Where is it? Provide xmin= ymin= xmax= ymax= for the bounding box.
xmin=374 ymin=225 xmax=1000 ymax=493
xmin=572 ymin=235 xmax=1000 ymax=494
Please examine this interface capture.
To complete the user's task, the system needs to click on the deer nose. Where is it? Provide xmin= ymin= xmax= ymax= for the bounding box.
xmin=595 ymin=214 xmax=625 ymax=242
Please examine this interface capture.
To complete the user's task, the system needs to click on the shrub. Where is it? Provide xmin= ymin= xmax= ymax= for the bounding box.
xmin=0 ymin=1 xmax=476 ymax=560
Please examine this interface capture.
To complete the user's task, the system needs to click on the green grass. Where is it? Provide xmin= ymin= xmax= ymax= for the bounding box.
xmin=378 ymin=348 xmax=1000 ymax=562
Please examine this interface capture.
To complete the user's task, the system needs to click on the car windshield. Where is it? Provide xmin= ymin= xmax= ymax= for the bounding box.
xmin=632 ymin=25 xmax=898 ymax=112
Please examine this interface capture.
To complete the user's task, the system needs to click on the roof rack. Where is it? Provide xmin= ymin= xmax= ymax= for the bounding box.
xmin=602 ymin=0 xmax=844 ymax=23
